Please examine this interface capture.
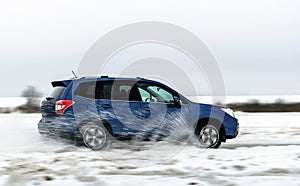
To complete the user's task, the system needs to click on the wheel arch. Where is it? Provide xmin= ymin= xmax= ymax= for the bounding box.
xmin=78 ymin=117 xmax=113 ymax=135
xmin=194 ymin=117 xmax=226 ymax=142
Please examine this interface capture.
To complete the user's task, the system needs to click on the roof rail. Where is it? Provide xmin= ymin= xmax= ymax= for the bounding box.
xmin=79 ymin=76 xmax=98 ymax=79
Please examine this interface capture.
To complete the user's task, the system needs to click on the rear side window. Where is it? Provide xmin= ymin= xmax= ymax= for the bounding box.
xmin=75 ymin=81 xmax=113 ymax=100
xmin=74 ymin=80 xmax=142 ymax=101
xmin=110 ymin=81 xmax=141 ymax=101
xmin=74 ymin=82 xmax=96 ymax=99
xmin=47 ymin=86 xmax=66 ymax=99
xmin=97 ymin=82 xmax=112 ymax=99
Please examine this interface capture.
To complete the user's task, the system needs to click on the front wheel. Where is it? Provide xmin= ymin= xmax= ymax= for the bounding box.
xmin=197 ymin=123 xmax=223 ymax=149
xmin=195 ymin=119 xmax=225 ymax=149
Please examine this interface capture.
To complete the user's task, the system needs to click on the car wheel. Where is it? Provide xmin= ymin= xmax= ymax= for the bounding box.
xmin=79 ymin=123 xmax=110 ymax=150
xmin=198 ymin=123 xmax=222 ymax=148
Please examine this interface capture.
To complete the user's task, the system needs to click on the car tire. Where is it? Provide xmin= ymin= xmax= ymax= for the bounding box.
xmin=79 ymin=121 xmax=111 ymax=150
xmin=197 ymin=121 xmax=223 ymax=149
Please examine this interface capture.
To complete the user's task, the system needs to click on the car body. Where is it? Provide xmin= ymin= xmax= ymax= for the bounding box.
xmin=38 ymin=76 xmax=239 ymax=149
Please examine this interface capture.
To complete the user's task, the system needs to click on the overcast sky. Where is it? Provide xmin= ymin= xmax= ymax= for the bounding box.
xmin=0 ymin=0 xmax=299 ymax=96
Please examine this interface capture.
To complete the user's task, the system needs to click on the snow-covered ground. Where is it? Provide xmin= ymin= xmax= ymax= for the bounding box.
xmin=0 ymin=112 xmax=299 ymax=186
xmin=0 ymin=97 xmax=27 ymax=108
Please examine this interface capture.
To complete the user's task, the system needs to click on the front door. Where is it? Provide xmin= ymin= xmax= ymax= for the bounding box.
xmin=136 ymin=82 xmax=183 ymax=137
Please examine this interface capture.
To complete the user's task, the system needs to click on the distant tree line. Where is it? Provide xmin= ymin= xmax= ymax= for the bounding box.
xmin=227 ymin=99 xmax=300 ymax=112
xmin=16 ymin=86 xmax=42 ymax=113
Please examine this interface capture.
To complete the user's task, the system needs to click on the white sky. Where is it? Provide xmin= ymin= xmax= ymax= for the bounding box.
xmin=0 ymin=0 xmax=299 ymax=96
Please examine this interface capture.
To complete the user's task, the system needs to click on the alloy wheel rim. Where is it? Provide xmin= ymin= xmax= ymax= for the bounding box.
xmin=83 ymin=126 xmax=107 ymax=149
xmin=199 ymin=125 xmax=219 ymax=147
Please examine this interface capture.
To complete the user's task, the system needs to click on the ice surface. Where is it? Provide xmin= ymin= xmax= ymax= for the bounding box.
xmin=0 ymin=112 xmax=299 ymax=186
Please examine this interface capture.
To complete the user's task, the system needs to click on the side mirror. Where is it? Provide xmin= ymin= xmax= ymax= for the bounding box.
xmin=174 ymin=97 xmax=182 ymax=108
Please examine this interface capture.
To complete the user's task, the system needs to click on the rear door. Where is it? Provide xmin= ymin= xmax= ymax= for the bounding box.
xmin=72 ymin=81 xmax=99 ymax=122
xmin=98 ymin=80 xmax=144 ymax=135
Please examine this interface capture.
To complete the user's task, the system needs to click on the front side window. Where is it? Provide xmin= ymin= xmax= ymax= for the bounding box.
xmin=138 ymin=87 xmax=152 ymax=102
xmin=137 ymin=83 xmax=175 ymax=103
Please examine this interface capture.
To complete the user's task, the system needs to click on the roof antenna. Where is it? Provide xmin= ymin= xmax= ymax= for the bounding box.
xmin=72 ymin=70 xmax=78 ymax=78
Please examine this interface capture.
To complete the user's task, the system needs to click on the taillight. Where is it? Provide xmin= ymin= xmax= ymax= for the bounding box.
xmin=55 ymin=100 xmax=75 ymax=114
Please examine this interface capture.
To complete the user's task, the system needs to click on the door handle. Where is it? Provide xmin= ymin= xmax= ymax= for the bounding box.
xmin=102 ymin=104 xmax=110 ymax=108
xmin=143 ymin=107 xmax=150 ymax=111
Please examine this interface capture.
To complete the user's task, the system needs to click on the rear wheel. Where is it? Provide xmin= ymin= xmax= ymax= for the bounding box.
xmin=79 ymin=121 xmax=111 ymax=150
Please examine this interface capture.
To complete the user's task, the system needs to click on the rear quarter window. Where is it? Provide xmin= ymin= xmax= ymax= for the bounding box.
xmin=47 ymin=86 xmax=66 ymax=99
xmin=74 ymin=82 xmax=96 ymax=99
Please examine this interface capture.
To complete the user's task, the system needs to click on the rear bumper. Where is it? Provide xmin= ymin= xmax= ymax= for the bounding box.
xmin=38 ymin=117 xmax=78 ymax=135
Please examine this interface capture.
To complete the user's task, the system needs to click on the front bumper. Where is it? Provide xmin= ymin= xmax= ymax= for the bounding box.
xmin=224 ymin=116 xmax=239 ymax=139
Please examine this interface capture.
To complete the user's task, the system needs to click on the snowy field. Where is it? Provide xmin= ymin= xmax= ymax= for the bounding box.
xmin=0 ymin=112 xmax=299 ymax=186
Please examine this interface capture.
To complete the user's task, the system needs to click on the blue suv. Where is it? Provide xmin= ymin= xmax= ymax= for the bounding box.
xmin=38 ymin=76 xmax=239 ymax=149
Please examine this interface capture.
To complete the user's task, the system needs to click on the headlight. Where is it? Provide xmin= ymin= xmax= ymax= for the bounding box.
xmin=221 ymin=107 xmax=235 ymax=118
